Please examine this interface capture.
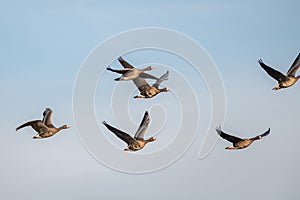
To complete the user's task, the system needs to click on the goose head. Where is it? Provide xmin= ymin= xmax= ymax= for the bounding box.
xmin=159 ymin=87 xmax=170 ymax=93
xmin=147 ymin=137 xmax=157 ymax=142
xmin=59 ymin=125 xmax=70 ymax=130
xmin=143 ymin=66 xmax=153 ymax=71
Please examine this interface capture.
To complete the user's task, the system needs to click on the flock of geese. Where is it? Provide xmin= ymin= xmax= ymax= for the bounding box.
xmin=16 ymin=53 xmax=300 ymax=152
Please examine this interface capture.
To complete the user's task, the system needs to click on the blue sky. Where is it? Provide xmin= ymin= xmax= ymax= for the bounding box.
xmin=1 ymin=0 xmax=300 ymax=199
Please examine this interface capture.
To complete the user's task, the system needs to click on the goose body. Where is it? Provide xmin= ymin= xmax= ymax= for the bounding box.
xmin=102 ymin=111 xmax=156 ymax=151
xmin=16 ymin=108 xmax=70 ymax=139
xmin=258 ymin=53 xmax=300 ymax=90
xmin=216 ymin=126 xmax=270 ymax=150
xmin=107 ymin=57 xmax=159 ymax=81
xmin=133 ymin=71 xmax=170 ymax=98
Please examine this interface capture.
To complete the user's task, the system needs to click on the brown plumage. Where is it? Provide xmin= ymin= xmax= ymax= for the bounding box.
xmin=16 ymin=108 xmax=70 ymax=139
xmin=133 ymin=71 xmax=170 ymax=98
xmin=216 ymin=126 xmax=270 ymax=150
xmin=102 ymin=111 xmax=156 ymax=151
xmin=258 ymin=53 xmax=300 ymax=90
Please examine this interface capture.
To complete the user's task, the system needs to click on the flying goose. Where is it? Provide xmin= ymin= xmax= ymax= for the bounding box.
xmin=216 ymin=126 xmax=270 ymax=150
xmin=107 ymin=57 xmax=159 ymax=81
xmin=133 ymin=71 xmax=170 ymax=98
xmin=258 ymin=53 xmax=300 ymax=90
xmin=102 ymin=111 xmax=156 ymax=151
xmin=16 ymin=108 xmax=70 ymax=139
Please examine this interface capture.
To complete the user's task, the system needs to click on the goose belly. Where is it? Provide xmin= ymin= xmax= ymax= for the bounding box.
xmin=282 ymin=78 xmax=298 ymax=87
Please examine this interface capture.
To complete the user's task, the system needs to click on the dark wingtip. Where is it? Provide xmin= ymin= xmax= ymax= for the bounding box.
xmin=114 ymin=78 xmax=120 ymax=81
xmin=215 ymin=126 xmax=222 ymax=135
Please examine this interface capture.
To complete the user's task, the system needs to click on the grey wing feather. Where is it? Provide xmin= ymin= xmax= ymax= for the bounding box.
xmin=286 ymin=53 xmax=300 ymax=77
xmin=133 ymin=77 xmax=151 ymax=92
xmin=102 ymin=121 xmax=135 ymax=145
xmin=42 ymin=108 xmax=55 ymax=128
xmin=139 ymin=72 xmax=159 ymax=80
xmin=152 ymin=71 xmax=169 ymax=88
xmin=118 ymin=57 xmax=134 ymax=69
xmin=134 ymin=111 xmax=150 ymax=139
xmin=216 ymin=126 xmax=243 ymax=143
xmin=16 ymin=120 xmax=49 ymax=134
xmin=258 ymin=59 xmax=287 ymax=81
xmin=259 ymin=128 xmax=270 ymax=137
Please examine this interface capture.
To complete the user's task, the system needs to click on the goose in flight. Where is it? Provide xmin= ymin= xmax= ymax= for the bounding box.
xmin=16 ymin=108 xmax=70 ymax=139
xmin=133 ymin=70 xmax=170 ymax=98
xmin=102 ymin=111 xmax=156 ymax=151
xmin=107 ymin=57 xmax=159 ymax=81
xmin=258 ymin=53 xmax=300 ymax=90
xmin=216 ymin=126 xmax=270 ymax=150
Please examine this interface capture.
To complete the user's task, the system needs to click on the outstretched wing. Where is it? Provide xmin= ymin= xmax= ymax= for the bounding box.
xmin=107 ymin=67 xmax=130 ymax=74
xmin=102 ymin=121 xmax=135 ymax=145
xmin=258 ymin=128 xmax=270 ymax=138
xmin=216 ymin=126 xmax=243 ymax=143
xmin=42 ymin=108 xmax=55 ymax=128
xmin=118 ymin=56 xmax=134 ymax=69
xmin=16 ymin=120 xmax=49 ymax=134
xmin=152 ymin=71 xmax=169 ymax=88
xmin=134 ymin=111 xmax=150 ymax=139
xmin=258 ymin=59 xmax=287 ymax=81
xmin=133 ymin=77 xmax=151 ymax=92
xmin=286 ymin=53 xmax=300 ymax=77
xmin=139 ymin=72 xmax=159 ymax=80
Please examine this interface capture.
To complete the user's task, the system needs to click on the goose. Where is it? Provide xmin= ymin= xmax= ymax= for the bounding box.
xmin=107 ymin=57 xmax=159 ymax=81
xmin=216 ymin=126 xmax=270 ymax=150
xmin=16 ymin=108 xmax=70 ymax=139
xmin=258 ymin=53 xmax=300 ymax=90
xmin=133 ymin=70 xmax=170 ymax=98
xmin=102 ymin=111 xmax=156 ymax=151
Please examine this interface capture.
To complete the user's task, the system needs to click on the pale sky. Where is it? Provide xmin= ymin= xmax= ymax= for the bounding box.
xmin=1 ymin=0 xmax=300 ymax=199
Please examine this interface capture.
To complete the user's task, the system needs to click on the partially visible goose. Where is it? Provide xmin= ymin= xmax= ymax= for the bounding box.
xmin=16 ymin=108 xmax=70 ymax=139
xmin=107 ymin=57 xmax=159 ymax=81
xmin=102 ymin=111 xmax=156 ymax=151
xmin=133 ymin=71 xmax=170 ymax=98
xmin=216 ymin=126 xmax=270 ymax=150
xmin=258 ymin=53 xmax=300 ymax=90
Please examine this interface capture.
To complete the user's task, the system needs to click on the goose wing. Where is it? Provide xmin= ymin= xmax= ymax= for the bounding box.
xmin=152 ymin=71 xmax=169 ymax=88
xmin=139 ymin=72 xmax=159 ymax=80
xmin=133 ymin=77 xmax=151 ymax=92
xmin=258 ymin=59 xmax=287 ymax=81
xmin=107 ymin=67 xmax=131 ymax=75
xmin=216 ymin=126 xmax=243 ymax=143
xmin=286 ymin=53 xmax=300 ymax=77
xmin=118 ymin=56 xmax=134 ymax=69
xmin=102 ymin=121 xmax=135 ymax=145
xmin=42 ymin=108 xmax=55 ymax=128
xmin=134 ymin=111 xmax=150 ymax=139
xmin=16 ymin=120 xmax=49 ymax=134
xmin=258 ymin=128 xmax=270 ymax=138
